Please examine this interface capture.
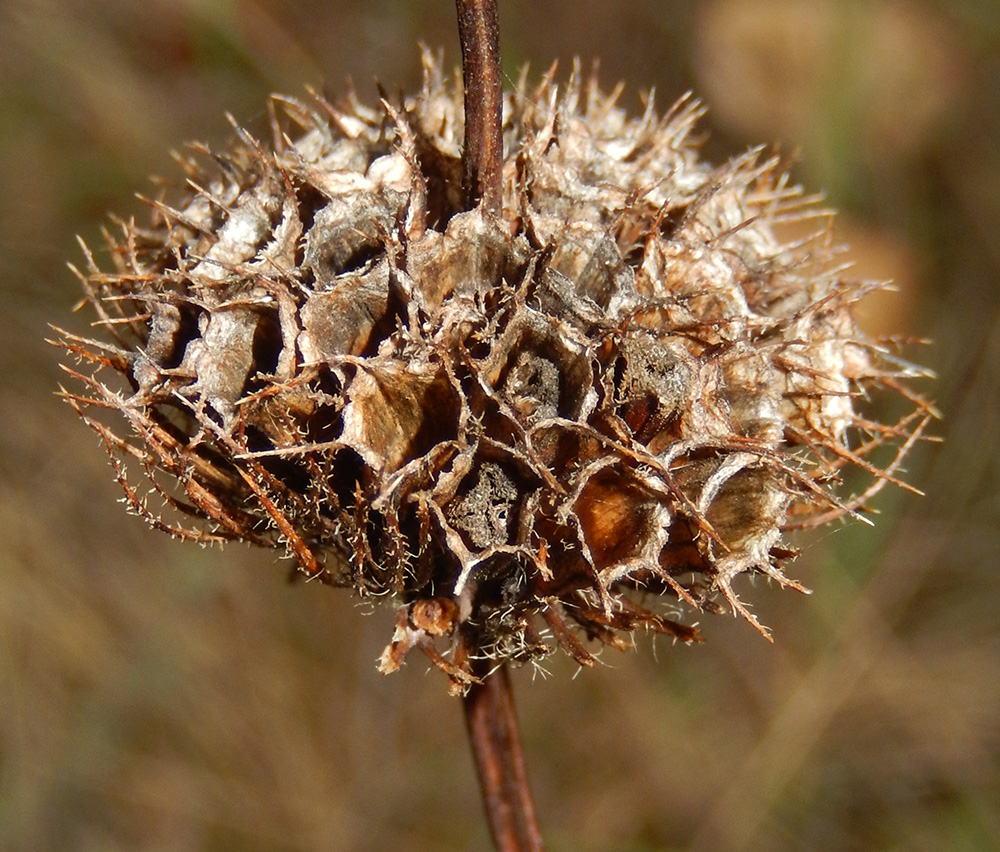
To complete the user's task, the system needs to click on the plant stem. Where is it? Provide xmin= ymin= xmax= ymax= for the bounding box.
xmin=454 ymin=5 xmax=537 ymax=847
xmin=463 ymin=661 xmax=544 ymax=851
xmin=455 ymin=0 xmax=504 ymax=214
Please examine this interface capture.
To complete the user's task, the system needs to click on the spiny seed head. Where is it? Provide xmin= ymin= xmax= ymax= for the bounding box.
xmin=55 ymin=52 xmax=933 ymax=693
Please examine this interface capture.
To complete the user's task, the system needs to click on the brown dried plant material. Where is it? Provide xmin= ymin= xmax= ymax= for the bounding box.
xmin=54 ymin=52 xmax=933 ymax=693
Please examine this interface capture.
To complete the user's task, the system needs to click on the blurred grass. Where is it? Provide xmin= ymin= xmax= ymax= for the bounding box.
xmin=2 ymin=1 xmax=999 ymax=850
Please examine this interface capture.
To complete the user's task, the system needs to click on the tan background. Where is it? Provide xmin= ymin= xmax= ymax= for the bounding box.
xmin=2 ymin=1 xmax=998 ymax=850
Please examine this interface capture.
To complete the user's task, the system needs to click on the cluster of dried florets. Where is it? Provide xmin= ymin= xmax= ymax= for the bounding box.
xmin=55 ymin=53 xmax=932 ymax=692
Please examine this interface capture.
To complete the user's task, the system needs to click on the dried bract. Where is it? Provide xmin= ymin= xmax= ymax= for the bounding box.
xmin=55 ymin=53 xmax=933 ymax=692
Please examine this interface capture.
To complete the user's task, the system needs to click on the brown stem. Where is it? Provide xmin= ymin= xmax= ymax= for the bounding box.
xmin=463 ymin=660 xmax=544 ymax=852
xmin=455 ymin=0 xmax=504 ymax=214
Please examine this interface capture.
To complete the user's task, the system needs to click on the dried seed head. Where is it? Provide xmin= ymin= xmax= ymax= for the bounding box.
xmin=55 ymin=52 xmax=933 ymax=692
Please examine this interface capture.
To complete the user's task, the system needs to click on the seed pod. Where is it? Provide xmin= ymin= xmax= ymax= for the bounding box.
xmin=55 ymin=52 xmax=932 ymax=692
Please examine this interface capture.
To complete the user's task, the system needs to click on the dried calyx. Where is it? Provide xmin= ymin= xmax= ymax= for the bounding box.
xmin=55 ymin=53 xmax=933 ymax=693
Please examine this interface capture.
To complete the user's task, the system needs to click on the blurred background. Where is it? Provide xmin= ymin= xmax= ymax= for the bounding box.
xmin=2 ymin=1 xmax=998 ymax=850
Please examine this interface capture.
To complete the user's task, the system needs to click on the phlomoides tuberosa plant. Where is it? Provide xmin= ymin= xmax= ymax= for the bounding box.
xmin=53 ymin=2 xmax=935 ymax=849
